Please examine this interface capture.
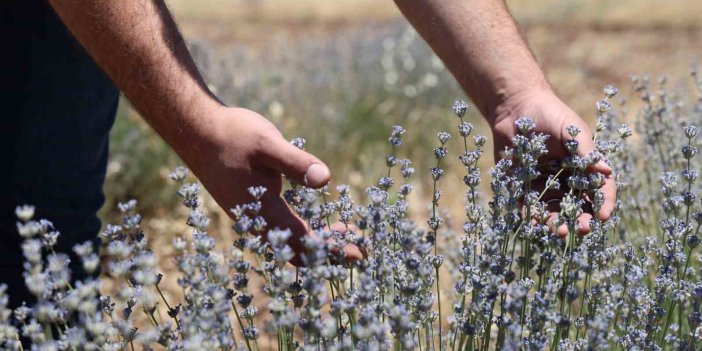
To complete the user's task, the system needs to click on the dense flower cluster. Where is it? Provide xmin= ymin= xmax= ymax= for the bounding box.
xmin=3 ymin=77 xmax=702 ymax=350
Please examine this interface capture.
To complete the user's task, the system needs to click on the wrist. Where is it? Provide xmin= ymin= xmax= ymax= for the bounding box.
xmin=167 ymin=98 xmax=228 ymax=165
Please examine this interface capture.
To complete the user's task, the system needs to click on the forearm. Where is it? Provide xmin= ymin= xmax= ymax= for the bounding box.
xmin=49 ymin=0 xmax=220 ymax=162
xmin=395 ymin=0 xmax=550 ymax=122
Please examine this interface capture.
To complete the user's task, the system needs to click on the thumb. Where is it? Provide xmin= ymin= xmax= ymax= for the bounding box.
xmin=261 ymin=137 xmax=331 ymax=188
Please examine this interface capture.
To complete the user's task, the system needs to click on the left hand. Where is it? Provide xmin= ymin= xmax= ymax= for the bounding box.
xmin=489 ymin=88 xmax=617 ymax=237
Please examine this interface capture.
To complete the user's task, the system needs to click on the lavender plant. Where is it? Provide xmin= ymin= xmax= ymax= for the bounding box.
xmin=4 ymin=78 xmax=702 ymax=351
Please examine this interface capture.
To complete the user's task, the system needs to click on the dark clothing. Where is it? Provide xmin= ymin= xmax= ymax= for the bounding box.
xmin=0 ymin=1 xmax=118 ymax=306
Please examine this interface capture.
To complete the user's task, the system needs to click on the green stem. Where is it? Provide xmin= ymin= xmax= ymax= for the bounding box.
xmin=232 ymin=302 xmax=253 ymax=351
xmin=437 ymin=267 xmax=443 ymax=351
xmin=155 ymin=283 xmax=181 ymax=330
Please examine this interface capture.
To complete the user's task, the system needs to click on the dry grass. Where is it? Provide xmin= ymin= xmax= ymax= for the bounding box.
xmin=509 ymin=0 xmax=702 ymax=27
xmin=166 ymin=0 xmax=400 ymax=48
xmin=166 ymin=0 xmax=702 ymax=110
xmin=166 ymin=0 xmax=702 ymax=40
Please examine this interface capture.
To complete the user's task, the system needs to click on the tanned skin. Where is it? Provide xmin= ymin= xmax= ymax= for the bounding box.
xmin=48 ymin=0 xmax=356 ymax=264
xmin=395 ymin=0 xmax=616 ymax=236
xmin=48 ymin=0 xmax=615 ymax=258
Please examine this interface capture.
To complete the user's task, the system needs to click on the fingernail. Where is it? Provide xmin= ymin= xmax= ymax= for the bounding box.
xmin=304 ymin=163 xmax=330 ymax=187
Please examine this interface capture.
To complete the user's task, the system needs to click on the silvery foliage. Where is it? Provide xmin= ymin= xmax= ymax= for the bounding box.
xmin=4 ymin=78 xmax=702 ymax=350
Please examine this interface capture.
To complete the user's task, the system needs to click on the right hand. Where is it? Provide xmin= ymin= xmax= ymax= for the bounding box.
xmin=183 ymin=106 xmax=364 ymax=265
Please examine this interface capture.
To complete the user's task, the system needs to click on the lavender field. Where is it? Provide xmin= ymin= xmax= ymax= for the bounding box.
xmin=3 ymin=1 xmax=702 ymax=350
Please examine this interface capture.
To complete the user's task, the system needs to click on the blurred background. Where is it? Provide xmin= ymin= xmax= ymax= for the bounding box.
xmin=103 ymin=0 xmax=702 ymax=233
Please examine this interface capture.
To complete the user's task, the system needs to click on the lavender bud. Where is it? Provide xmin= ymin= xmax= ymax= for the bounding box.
xmin=596 ymin=118 xmax=606 ymax=132
xmin=589 ymin=173 xmax=606 ymax=188
xmin=685 ymin=125 xmax=700 ymax=139
xmin=247 ymin=186 xmax=267 ymax=200
xmin=428 ymin=216 xmax=443 ymax=231
xmin=290 ymin=137 xmax=306 ymax=150
xmin=15 ymin=205 xmax=35 ymax=222
xmin=434 ymin=147 xmax=448 ymax=160
xmin=438 ymin=131 xmax=452 ymax=145
xmin=682 ymin=145 xmax=697 ymax=159
xmin=117 ymin=199 xmax=137 ymax=213
xmin=401 ymin=165 xmax=415 ymax=179
xmin=336 ymin=184 xmax=350 ymax=195
xmin=515 ymin=117 xmax=536 ymax=134
xmin=560 ymin=195 xmax=581 ymax=219
xmin=617 ymin=124 xmax=632 ymax=139
xmin=253 ymin=216 xmax=267 ymax=232
xmin=565 ymin=139 xmax=579 ymax=155
xmin=390 ymin=125 xmax=406 ymax=138
xmin=566 ymin=125 xmax=581 ymax=138
xmin=682 ymin=191 xmax=697 ymax=206
xmin=682 ymin=169 xmax=698 ymax=183
xmin=452 ymin=100 xmax=469 ymax=118
xmin=431 ymin=167 xmax=445 ymax=181
xmin=603 ymin=84 xmax=618 ymax=98
xmin=243 ymin=326 xmax=259 ymax=340
xmin=366 ymin=187 xmax=389 ymax=205
xmin=429 ymin=255 xmax=444 ymax=269
xmin=593 ymin=190 xmax=605 ymax=212
xmin=168 ymin=166 xmax=189 ymax=182
xmin=237 ymin=294 xmax=253 ymax=308
xmin=567 ymin=175 xmax=589 ymax=191
xmin=378 ymin=176 xmax=394 ymax=190
xmin=596 ymin=99 xmax=612 ymax=113
xmin=463 ymin=174 xmax=481 ymax=187
xmin=399 ymin=184 xmax=413 ymax=196
xmin=458 ymin=122 xmax=474 ymax=137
